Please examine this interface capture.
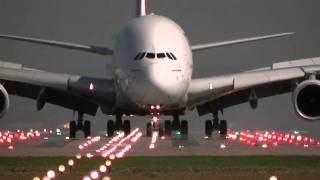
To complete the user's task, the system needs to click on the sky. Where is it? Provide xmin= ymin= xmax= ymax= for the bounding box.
xmin=0 ymin=0 xmax=320 ymax=135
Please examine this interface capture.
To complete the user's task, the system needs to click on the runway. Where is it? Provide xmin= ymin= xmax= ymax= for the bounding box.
xmin=1 ymin=129 xmax=320 ymax=157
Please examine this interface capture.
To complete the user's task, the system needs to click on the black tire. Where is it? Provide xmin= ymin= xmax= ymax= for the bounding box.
xmin=181 ymin=120 xmax=188 ymax=136
xmin=219 ymin=120 xmax=227 ymax=137
xmin=146 ymin=122 xmax=152 ymax=137
xmin=159 ymin=122 xmax=165 ymax=137
xmin=205 ymin=120 xmax=213 ymax=136
xmin=164 ymin=120 xmax=171 ymax=136
xmin=107 ymin=120 xmax=115 ymax=137
xmin=84 ymin=120 xmax=91 ymax=138
xmin=123 ymin=120 xmax=131 ymax=135
xmin=69 ymin=121 xmax=76 ymax=138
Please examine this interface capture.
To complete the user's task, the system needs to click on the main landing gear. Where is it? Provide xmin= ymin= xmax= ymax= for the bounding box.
xmin=69 ymin=112 xmax=91 ymax=138
xmin=205 ymin=112 xmax=227 ymax=138
xmin=107 ymin=114 xmax=131 ymax=137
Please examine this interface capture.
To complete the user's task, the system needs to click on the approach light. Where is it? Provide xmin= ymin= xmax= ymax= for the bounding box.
xmin=220 ymin=144 xmax=226 ymax=149
xmin=269 ymin=176 xmax=278 ymax=180
xmin=47 ymin=170 xmax=55 ymax=179
xmin=105 ymin=160 xmax=112 ymax=167
xmin=32 ymin=177 xmax=40 ymax=180
xmin=68 ymin=159 xmax=74 ymax=166
xmin=109 ymin=154 xmax=115 ymax=160
xmin=58 ymin=165 xmax=65 ymax=173
xmin=42 ymin=176 xmax=50 ymax=180
xmin=83 ymin=176 xmax=91 ymax=180
xmin=102 ymin=177 xmax=111 ymax=180
xmin=76 ymin=154 xmax=82 ymax=160
xmin=90 ymin=171 xmax=99 ymax=179
xmin=99 ymin=165 xmax=107 ymax=173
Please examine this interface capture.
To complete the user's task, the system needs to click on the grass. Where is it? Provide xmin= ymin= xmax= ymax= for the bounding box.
xmin=1 ymin=156 xmax=320 ymax=179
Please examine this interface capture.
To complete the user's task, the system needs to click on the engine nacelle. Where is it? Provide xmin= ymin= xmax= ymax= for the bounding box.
xmin=293 ymin=80 xmax=320 ymax=121
xmin=0 ymin=84 xmax=9 ymax=118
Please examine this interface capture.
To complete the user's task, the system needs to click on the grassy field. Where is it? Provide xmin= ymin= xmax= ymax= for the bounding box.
xmin=0 ymin=156 xmax=320 ymax=180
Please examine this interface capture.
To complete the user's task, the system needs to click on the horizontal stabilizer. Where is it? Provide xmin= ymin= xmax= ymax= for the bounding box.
xmin=0 ymin=34 xmax=113 ymax=55
xmin=191 ymin=32 xmax=294 ymax=52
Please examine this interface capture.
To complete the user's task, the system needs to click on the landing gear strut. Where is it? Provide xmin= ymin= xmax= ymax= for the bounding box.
xmin=69 ymin=112 xmax=91 ymax=139
xmin=205 ymin=112 xmax=227 ymax=138
xmin=107 ymin=114 xmax=131 ymax=137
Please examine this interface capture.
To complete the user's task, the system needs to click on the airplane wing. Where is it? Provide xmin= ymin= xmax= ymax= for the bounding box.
xmin=0 ymin=61 xmax=115 ymax=115
xmin=0 ymin=34 xmax=113 ymax=55
xmin=191 ymin=32 xmax=294 ymax=52
xmin=188 ymin=57 xmax=320 ymax=116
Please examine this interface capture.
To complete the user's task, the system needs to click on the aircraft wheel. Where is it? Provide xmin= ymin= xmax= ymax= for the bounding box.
xmin=181 ymin=120 xmax=188 ymax=136
xmin=219 ymin=120 xmax=227 ymax=138
xmin=84 ymin=120 xmax=91 ymax=138
xmin=69 ymin=121 xmax=76 ymax=138
xmin=123 ymin=120 xmax=131 ymax=135
xmin=107 ymin=120 xmax=115 ymax=137
xmin=205 ymin=120 xmax=213 ymax=137
xmin=159 ymin=122 xmax=165 ymax=137
xmin=146 ymin=122 xmax=152 ymax=137
xmin=164 ymin=120 xmax=171 ymax=136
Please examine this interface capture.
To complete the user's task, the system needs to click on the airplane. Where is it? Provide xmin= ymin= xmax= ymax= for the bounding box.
xmin=0 ymin=0 xmax=319 ymax=138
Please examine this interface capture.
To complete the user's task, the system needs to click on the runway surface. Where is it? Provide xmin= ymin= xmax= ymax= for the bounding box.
xmin=1 ymin=129 xmax=320 ymax=157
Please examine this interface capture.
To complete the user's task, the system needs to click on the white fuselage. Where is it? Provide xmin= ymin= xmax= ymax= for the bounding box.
xmin=113 ymin=15 xmax=193 ymax=111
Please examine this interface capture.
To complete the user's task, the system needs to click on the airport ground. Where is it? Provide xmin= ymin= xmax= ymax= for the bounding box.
xmin=1 ymin=156 xmax=320 ymax=180
xmin=1 ymin=130 xmax=320 ymax=179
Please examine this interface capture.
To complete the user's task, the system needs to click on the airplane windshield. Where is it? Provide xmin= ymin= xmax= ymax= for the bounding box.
xmin=134 ymin=52 xmax=177 ymax=60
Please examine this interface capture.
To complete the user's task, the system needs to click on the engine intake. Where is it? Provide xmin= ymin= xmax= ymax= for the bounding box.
xmin=0 ymin=84 xmax=9 ymax=118
xmin=293 ymin=80 xmax=320 ymax=121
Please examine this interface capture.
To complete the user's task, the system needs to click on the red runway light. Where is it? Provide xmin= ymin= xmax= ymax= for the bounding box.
xmin=99 ymin=165 xmax=107 ymax=174
xmin=47 ymin=170 xmax=55 ymax=179
xmin=90 ymin=171 xmax=99 ymax=179
xmin=83 ymin=176 xmax=91 ymax=180
xmin=58 ymin=165 xmax=65 ymax=173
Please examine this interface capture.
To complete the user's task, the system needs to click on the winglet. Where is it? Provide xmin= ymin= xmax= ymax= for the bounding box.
xmin=136 ymin=0 xmax=147 ymax=17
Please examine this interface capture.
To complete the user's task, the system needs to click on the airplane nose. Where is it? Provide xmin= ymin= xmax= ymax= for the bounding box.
xmin=146 ymin=66 xmax=187 ymax=102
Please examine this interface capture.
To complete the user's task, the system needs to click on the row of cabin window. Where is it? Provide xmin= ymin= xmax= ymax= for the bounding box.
xmin=134 ymin=52 xmax=177 ymax=60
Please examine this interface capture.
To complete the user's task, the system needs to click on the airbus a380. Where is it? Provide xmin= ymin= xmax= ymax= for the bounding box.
xmin=0 ymin=0 xmax=319 ymax=138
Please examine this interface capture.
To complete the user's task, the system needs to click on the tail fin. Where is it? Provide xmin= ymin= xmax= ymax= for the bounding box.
xmin=136 ymin=0 xmax=147 ymax=17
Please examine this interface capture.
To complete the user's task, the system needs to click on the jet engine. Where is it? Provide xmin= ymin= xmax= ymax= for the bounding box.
xmin=0 ymin=84 xmax=9 ymax=118
xmin=293 ymin=80 xmax=320 ymax=121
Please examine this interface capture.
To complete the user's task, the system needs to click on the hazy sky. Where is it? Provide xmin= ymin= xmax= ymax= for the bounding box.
xmin=0 ymin=0 xmax=320 ymax=135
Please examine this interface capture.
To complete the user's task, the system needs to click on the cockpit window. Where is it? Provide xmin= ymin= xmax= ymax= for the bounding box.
xmin=139 ymin=52 xmax=146 ymax=59
xmin=146 ymin=53 xmax=155 ymax=58
xmin=166 ymin=53 xmax=173 ymax=60
xmin=134 ymin=52 xmax=177 ymax=60
xmin=134 ymin=53 xmax=141 ymax=60
xmin=170 ymin=52 xmax=177 ymax=60
xmin=157 ymin=53 xmax=166 ymax=58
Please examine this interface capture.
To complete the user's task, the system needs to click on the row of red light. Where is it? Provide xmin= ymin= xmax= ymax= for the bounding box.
xmin=0 ymin=129 xmax=41 ymax=150
xmin=100 ymin=128 xmax=141 ymax=159
xmin=226 ymin=130 xmax=320 ymax=148
xmin=149 ymin=131 xmax=158 ymax=149
xmin=78 ymin=136 xmax=101 ymax=150
xmin=82 ymin=129 xmax=142 ymax=179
